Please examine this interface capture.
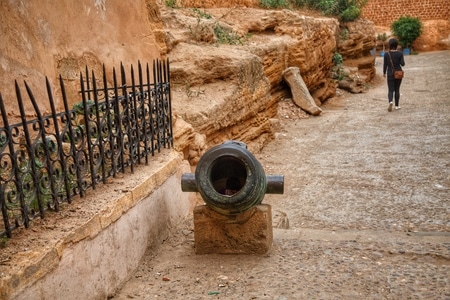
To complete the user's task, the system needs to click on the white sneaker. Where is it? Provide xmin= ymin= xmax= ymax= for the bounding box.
xmin=395 ymin=106 xmax=401 ymax=110
xmin=388 ymin=102 xmax=393 ymax=112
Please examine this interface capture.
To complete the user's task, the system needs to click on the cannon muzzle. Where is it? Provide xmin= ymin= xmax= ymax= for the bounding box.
xmin=181 ymin=140 xmax=284 ymax=215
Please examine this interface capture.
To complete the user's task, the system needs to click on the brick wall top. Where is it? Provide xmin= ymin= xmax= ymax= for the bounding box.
xmin=362 ymin=0 xmax=450 ymax=27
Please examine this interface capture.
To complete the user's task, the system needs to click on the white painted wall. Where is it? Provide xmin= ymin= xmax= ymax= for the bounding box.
xmin=12 ymin=159 xmax=195 ymax=300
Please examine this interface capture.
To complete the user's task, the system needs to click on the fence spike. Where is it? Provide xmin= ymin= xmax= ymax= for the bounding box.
xmin=0 ymin=93 xmax=13 ymax=237
xmin=46 ymin=77 xmax=67 ymax=209
xmin=1 ymin=60 xmax=173 ymax=237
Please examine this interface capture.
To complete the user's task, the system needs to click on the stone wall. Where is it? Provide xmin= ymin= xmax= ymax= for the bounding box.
xmin=362 ymin=0 xmax=450 ymax=27
xmin=0 ymin=0 xmax=163 ymax=116
xmin=363 ymin=0 xmax=450 ymax=51
xmin=2 ymin=151 xmax=196 ymax=300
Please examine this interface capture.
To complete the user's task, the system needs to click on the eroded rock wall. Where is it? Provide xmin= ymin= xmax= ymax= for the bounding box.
xmin=163 ymin=6 xmax=375 ymax=159
xmin=169 ymin=43 xmax=273 ymax=156
xmin=337 ymin=19 xmax=377 ymax=92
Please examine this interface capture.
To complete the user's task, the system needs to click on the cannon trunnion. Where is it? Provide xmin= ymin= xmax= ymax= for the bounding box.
xmin=181 ymin=140 xmax=284 ymax=216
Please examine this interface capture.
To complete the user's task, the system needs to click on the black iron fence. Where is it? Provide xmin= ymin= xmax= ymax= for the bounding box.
xmin=0 ymin=59 xmax=173 ymax=238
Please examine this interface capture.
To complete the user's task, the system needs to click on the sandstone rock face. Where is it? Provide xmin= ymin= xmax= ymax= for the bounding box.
xmin=169 ymin=42 xmax=273 ymax=154
xmin=210 ymin=9 xmax=340 ymax=94
xmin=413 ymin=20 xmax=450 ymax=51
xmin=337 ymin=19 xmax=377 ymax=83
xmin=163 ymin=6 xmax=375 ymax=160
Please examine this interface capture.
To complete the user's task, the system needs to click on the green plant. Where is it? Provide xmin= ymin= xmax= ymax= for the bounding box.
xmin=391 ymin=16 xmax=423 ymax=49
xmin=72 ymin=99 xmax=95 ymax=116
xmin=184 ymin=81 xmax=205 ymax=98
xmin=291 ymin=0 xmax=368 ymax=20
xmin=1 ymin=236 xmax=8 ymax=248
xmin=188 ymin=18 xmax=211 ymax=42
xmin=214 ymin=23 xmax=244 ymax=45
xmin=319 ymin=0 xmax=340 ymax=15
xmin=332 ymin=52 xmax=346 ymax=80
xmin=377 ymin=32 xmax=387 ymax=51
xmin=340 ymin=5 xmax=360 ymax=22
xmin=0 ymin=133 xmax=7 ymax=149
xmin=184 ymin=81 xmax=193 ymax=98
xmin=188 ymin=9 xmax=215 ymax=43
xmin=164 ymin=0 xmax=177 ymax=8
xmin=332 ymin=52 xmax=343 ymax=66
xmin=192 ymin=8 xmax=212 ymax=19
xmin=339 ymin=28 xmax=349 ymax=41
xmin=260 ymin=0 xmax=289 ymax=8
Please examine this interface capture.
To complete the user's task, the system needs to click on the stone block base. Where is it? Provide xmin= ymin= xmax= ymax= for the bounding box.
xmin=193 ymin=204 xmax=273 ymax=254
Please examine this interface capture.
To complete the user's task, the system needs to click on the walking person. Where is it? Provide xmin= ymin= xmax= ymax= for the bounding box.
xmin=383 ymin=38 xmax=405 ymax=112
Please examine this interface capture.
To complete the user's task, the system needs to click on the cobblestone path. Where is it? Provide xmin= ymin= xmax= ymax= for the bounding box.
xmin=113 ymin=51 xmax=450 ymax=300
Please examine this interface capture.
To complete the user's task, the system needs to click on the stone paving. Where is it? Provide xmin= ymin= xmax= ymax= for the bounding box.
xmin=113 ymin=51 xmax=450 ymax=299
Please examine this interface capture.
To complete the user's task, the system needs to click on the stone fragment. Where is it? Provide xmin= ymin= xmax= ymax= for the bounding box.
xmin=282 ymin=67 xmax=322 ymax=116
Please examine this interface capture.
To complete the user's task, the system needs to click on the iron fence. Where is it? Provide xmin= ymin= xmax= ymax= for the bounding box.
xmin=0 ymin=59 xmax=173 ymax=238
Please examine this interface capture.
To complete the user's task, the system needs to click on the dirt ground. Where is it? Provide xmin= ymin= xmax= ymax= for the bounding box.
xmin=112 ymin=50 xmax=450 ymax=299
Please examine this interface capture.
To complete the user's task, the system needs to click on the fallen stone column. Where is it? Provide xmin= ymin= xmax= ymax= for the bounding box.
xmin=282 ymin=67 xmax=322 ymax=116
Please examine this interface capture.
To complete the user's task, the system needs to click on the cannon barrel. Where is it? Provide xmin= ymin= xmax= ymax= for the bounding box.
xmin=181 ymin=140 xmax=284 ymax=215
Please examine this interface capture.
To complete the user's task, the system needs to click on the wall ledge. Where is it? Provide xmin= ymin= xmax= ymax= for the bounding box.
xmin=1 ymin=149 xmax=195 ymax=300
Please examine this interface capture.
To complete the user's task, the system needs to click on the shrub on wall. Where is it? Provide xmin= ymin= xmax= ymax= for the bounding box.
xmin=288 ymin=0 xmax=369 ymax=21
xmin=340 ymin=4 xmax=361 ymax=22
xmin=260 ymin=0 xmax=289 ymax=8
xmin=391 ymin=16 xmax=423 ymax=49
xmin=259 ymin=0 xmax=370 ymax=21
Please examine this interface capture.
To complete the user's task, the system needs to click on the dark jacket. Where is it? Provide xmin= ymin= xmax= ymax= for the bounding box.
xmin=383 ymin=50 xmax=405 ymax=77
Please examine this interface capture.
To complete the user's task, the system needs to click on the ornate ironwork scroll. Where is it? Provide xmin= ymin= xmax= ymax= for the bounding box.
xmin=0 ymin=59 xmax=172 ymax=238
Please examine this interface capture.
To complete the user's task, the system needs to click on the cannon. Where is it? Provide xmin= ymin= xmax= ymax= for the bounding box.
xmin=181 ymin=140 xmax=284 ymax=216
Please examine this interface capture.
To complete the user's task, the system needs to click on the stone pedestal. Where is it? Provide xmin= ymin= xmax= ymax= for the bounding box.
xmin=193 ymin=204 xmax=273 ymax=254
